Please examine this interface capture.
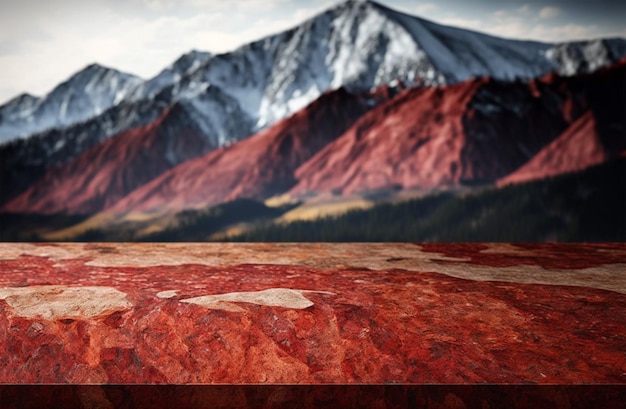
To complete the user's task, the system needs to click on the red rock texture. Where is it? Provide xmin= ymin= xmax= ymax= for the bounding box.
xmin=106 ymin=88 xmax=375 ymax=214
xmin=0 ymin=243 xmax=624 ymax=385
xmin=1 ymin=107 xmax=212 ymax=215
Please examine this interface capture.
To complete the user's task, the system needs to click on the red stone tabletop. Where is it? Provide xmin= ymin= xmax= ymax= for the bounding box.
xmin=0 ymin=243 xmax=625 ymax=407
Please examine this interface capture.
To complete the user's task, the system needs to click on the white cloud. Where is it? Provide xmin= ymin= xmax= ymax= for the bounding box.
xmin=529 ymin=24 xmax=601 ymax=41
xmin=130 ymin=0 xmax=289 ymax=11
xmin=439 ymin=15 xmax=605 ymax=43
xmin=539 ymin=6 xmax=560 ymax=19
xmin=493 ymin=10 xmax=508 ymax=19
xmin=414 ymin=3 xmax=437 ymax=15
xmin=517 ymin=4 xmax=531 ymax=14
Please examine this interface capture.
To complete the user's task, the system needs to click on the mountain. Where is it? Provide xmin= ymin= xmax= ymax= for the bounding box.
xmin=290 ymin=80 xmax=487 ymax=195
xmin=1 ymin=0 xmax=625 ymax=221
xmin=546 ymin=39 xmax=626 ymax=75
xmin=0 ymin=103 xmax=216 ymax=215
xmin=102 ymin=87 xmax=382 ymax=215
xmin=498 ymin=58 xmax=626 ymax=186
xmin=0 ymin=78 xmax=253 ymax=206
xmin=0 ymin=96 xmax=170 ymax=206
xmin=155 ymin=0 xmax=626 ymax=132
xmin=113 ymin=0 xmax=625 ymax=136
xmin=289 ymin=59 xmax=626 ymax=196
xmin=3 ymin=0 xmax=625 ymax=150
xmin=5 ymin=58 xmax=623 ymax=219
xmin=0 ymin=64 xmax=142 ymax=144
xmin=0 ymin=93 xmax=40 ymax=124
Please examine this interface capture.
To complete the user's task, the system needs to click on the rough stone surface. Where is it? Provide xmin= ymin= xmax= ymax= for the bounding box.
xmin=0 ymin=243 xmax=624 ymax=385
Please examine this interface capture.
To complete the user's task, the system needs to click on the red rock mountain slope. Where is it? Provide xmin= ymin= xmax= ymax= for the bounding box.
xmin=4 ymin=61 xmax=623 ymax=216
xmin=498 ymin=60 xmax=626 ymax=185
xmin=498 ymin=111 xmax=608 ymax=186
xmin=107 ymin=88 xmax=375 ymax=214
xmin=291 ymin=80 xmax=488 ymax=195
xmin=1 ymin=106 xmax=213 ymax=215
xmin=106 ymin=61 xmax=626 ymax=214
xmin=290 ymin=61 xmax=626 ymax=196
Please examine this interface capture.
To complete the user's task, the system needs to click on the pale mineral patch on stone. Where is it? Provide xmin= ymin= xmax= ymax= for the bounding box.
xmin=0 ymin=285 xmax=133 ymax=319
xmin=203 ymin=301 xmax=246 ymax=312
xmin=156 ymin=290 xmax=179 ymax=299
xmin=180 ymin=288 xmax=328 ymax=310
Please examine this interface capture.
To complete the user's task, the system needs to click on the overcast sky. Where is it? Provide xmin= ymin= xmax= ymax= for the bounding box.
xmin=1 ymin=0 xmax=624 ymax=103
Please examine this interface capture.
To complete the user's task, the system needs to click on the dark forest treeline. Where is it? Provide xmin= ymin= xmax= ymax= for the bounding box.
xmin=229 ymin=159 xmax=626 ymax=242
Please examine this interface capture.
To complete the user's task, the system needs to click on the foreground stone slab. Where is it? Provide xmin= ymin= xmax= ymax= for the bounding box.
xmin=0 ymin=243 xmax=624 ymax=385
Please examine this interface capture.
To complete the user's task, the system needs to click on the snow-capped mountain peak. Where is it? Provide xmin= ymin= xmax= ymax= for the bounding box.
xmin=2 ymin=0 xmax=625 ymax=150
xmin=250 ymin=0 xmax=624 ymax=127
xmin=173 ymin=0 xmax=581 ymax=131
xmin=0 ymin=93 xmax=41 ymax=117
xmin=171 ymin=50 xmax=213 ymax=75
xmin=544 ymin=38 xmax=626 ymax=75
xmin=175 ymin=0 xmax=446 ymax=131
xmin=49 ymin=63 xmax=143 ymax=113
xmin=0 ymin=64 xmax=142 ymax=144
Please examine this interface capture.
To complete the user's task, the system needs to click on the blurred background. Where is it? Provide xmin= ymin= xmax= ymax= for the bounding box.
xmin=0 ymin=0 xmax=625 ymax=242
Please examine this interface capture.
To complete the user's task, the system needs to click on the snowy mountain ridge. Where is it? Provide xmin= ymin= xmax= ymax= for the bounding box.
xmin=125 ymin=50 xmax=213 ymax=102
xmin=166 ymin=0 xmax=626 ymax=134
xmin=1 ymin=0 xmax=625 ymax=148
xmin=0 ymin=64 xmax=142 ymax=144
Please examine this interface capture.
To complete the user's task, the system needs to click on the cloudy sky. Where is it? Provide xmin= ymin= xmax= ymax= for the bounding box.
xmin=1 ymin=0 xmax=624 ymax=103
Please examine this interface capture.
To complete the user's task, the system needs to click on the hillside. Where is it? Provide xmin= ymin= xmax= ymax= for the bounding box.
xmin=103 ymin=87 xmax=379 ymax=215
xmin=291 ymin=60 xmax=626 ymax=196
xmin=1 ymin=105 xmax=214 ymax=215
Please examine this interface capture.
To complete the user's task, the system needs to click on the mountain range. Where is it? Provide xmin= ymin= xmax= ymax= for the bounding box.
xmin=0 ymin=0 xmax=625 ymax=241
